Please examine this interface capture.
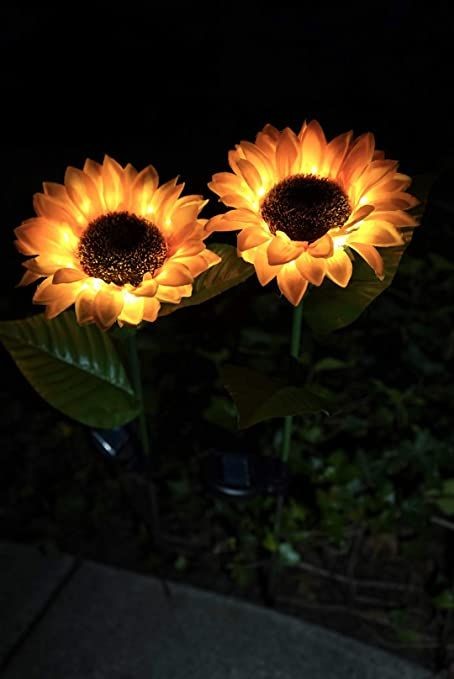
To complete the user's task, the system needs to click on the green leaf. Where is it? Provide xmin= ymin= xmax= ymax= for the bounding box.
xmin=278 ymin=542 xmax=301 ymax=566
xmin=263 ymin=532 xmax=279 ymax=553
xmin=159 ymin=243 xmax=254 ymax=316
xmin=0 ymin=311 xmax=139 ymax=428
xmin=428 ymin=479 xmax=454 ymax=516
xmin=312 ymin=357 xmax=352 ymax=374
xmin=221 ymin=364 xmax=332 ymax=429
xmin=433 ymin=590 xmax=454 ymax=610
xmin=304 ymin=236 xmax=412 ymax=335
xmin=304 ymin=174 xmax=435 ymax=335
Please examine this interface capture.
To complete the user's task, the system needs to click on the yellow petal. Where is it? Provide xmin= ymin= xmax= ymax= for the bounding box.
xmin=123 ymin=162 xmax=138 ymax=186
xmin=344 ymin=204 xmax=375 ymax=228
xmin=201 ymin=249 xmax=222 ymax=269
xmin=300 ymin=120 xmax=326 ymax=174
xmin=277 ymin=264 xmax=309 ymax=306
xmin=171 ymin=252 xmax=216 ymax=277
xmin=75 ymin=288 xmax=96 ymax=325
xmin=370 ymin=192 xmax=418 ymax=211
xmin=308 ymin=234 xmax=333 ymax=258
xmin=118 ymin=294 xmax=144 ymax=326
xmin=348 ymin=242 xmax=384 ymax=279
xmin=255 ymin=124 xmax=280 ymax=156
xmin=64 ymin=167 xmax=103 ymax=220
xmin=156 ymin=284 xmax=192 ymax=303
xmin=169 ymin=239 xmax=205 ymax=258
xmin=154 ymin=261 xmax=193 ymax=286
xmin=372 ymin=210 xmax=417 ymax=227
xmin=237 ymin=159 xmax=263 ymax=194
xmin=154 ymin=181 xmax=185 ymax=225
xmin=353 ymin=221 xmax=404 ymax=246
xmin=133 ymin=279 xmax=158 ymax=297
xmin=237 ymin=227 xmax=271 ymax=252
xmin=171 ymin=196 xmax=205 ymax=230
xmin=239 ymin=140 xmax=274 ymax=180
xmin=295 ymin=252 xmax=327 ymax=286
xmin=326 ymin=250 xmax=353 ymax=287
xmin=205 ymin=214 xmax=236 ymax=233
xmin=93 ymin=289 xmax=124 ymax=330
xmin=252 ymin=244 xmax=282 ymax=285
xmin=102 ymin=155 xmax=125 ymax=211
xmin=53 ymin=267 xmax=86 ymax=284
xmin=17 ymin=268 xmax=42 ymax=287
xmin=33 ymin=193 xmax=76 ymax=227
xmin=209 ymin=173 xmax=249 ymax=199
xmin=26 ymin=252 xmax=76 ymax=275
xmin=354 ymin=160 xmax=398 ymax=197
xmin=15 ymin=218 xmax=78 ymax=255
xmin=35 ymin=280 xmax=81 ymax=318
xmin=322 ymin=131 xmax=352 ymax=178
xmin=267 ymin=231 xmax=303 ymax=265
xmin=83 ymin=158 xmax=103 ymax=185
xmin=339 ymin=133 xmax=375 ymax=186
xmin=143 ymin=297 xmax=161 ymax=322
xmin=275 ymin=127 xmax=299 ymax=179
xmin=219 ymin=192 xmax=254 ymax=210
xmin=222 ymin=209 xmax=262 ymax=229
xmin=131 ymin=165 xmax=159 ymax=214
xmin=297 ymin=119 xmax=307 ymax=140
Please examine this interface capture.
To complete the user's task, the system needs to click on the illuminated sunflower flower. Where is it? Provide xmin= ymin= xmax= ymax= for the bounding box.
xmin=15 ymin=156 xmax=220 ymax=329
xmin=208 ymin=121 xmax=418 ymax=305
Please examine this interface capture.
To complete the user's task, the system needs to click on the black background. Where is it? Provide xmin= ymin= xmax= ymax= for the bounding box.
xmin=0 ymin=2 xmax=452 ymax=311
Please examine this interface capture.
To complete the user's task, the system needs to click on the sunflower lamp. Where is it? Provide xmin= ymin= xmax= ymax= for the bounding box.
xmin=0 ymin=156 xmax=254 ymax=492
xmin=208 ymin=121 xmax=427 ymax=529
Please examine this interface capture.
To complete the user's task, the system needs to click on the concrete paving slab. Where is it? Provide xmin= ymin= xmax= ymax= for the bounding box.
xmin=2 ymin=555 xmax=432 ymax=679
xmin=0 ymin=541 xmax=74 ymax=665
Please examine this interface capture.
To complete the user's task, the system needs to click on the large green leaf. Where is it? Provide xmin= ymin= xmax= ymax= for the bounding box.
xmin=221 ymin=364 xmax=332 ymax=429
xmin=304 ymin=174 xmax=434 ymax=335
xmin=0 ymin=311 xmax=139 ymax=428
xmin=159 ymin=243 xmax=254 ymax=316
xmin=304 ymin=235 xmax=412 ymax=335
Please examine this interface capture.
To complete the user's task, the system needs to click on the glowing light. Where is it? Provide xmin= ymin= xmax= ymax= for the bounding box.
xmin=257 ymin=186 xmax=266 ymax=198
xmin=334 ymin=235 xmax=348 ymax=250
xmin=208 ymin=119 xmax=415 ymax=305
xmin=91 ymin=278 xmax=102 ymax=291
xmin=124 ymin=291 xmax=136 ymax=304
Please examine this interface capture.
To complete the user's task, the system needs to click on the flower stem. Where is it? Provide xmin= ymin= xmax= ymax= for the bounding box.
xmin=270 ymin=301 xmax=304 ymax=593
xmin=127 ymin=331 xmax=151 ymax=458
xmin=281 ymin=301 xmax=304 ymax=464
xmin=127 ymin=331 xmax=160 ymax=546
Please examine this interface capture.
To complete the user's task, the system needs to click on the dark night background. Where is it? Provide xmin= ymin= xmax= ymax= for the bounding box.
xmin=1 ymin=3 xmax=454 ymax=673
xmin=1 ymin=2 xmax=452 ymax=273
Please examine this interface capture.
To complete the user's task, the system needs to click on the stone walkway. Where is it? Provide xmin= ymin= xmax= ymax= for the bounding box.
xmin=0 ymin=541 xmax=434 ymax=678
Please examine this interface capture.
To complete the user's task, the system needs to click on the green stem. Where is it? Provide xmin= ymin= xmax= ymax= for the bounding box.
xmin=126 ymin=331 xmax=160 ymax=546
xmin=271 ymin=301 xmax=304 ymax=578
xmin=281 ymin=301 xmax=304 ymax=464
xmin=127 ymin=332 xmax=150 ymax=458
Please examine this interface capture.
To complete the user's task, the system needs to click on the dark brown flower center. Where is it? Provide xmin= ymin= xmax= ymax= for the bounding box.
xmin=78 ymin=211 xmax=167 ymax=286
xmin=261 ymin=174 xmax=351 ymax=242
